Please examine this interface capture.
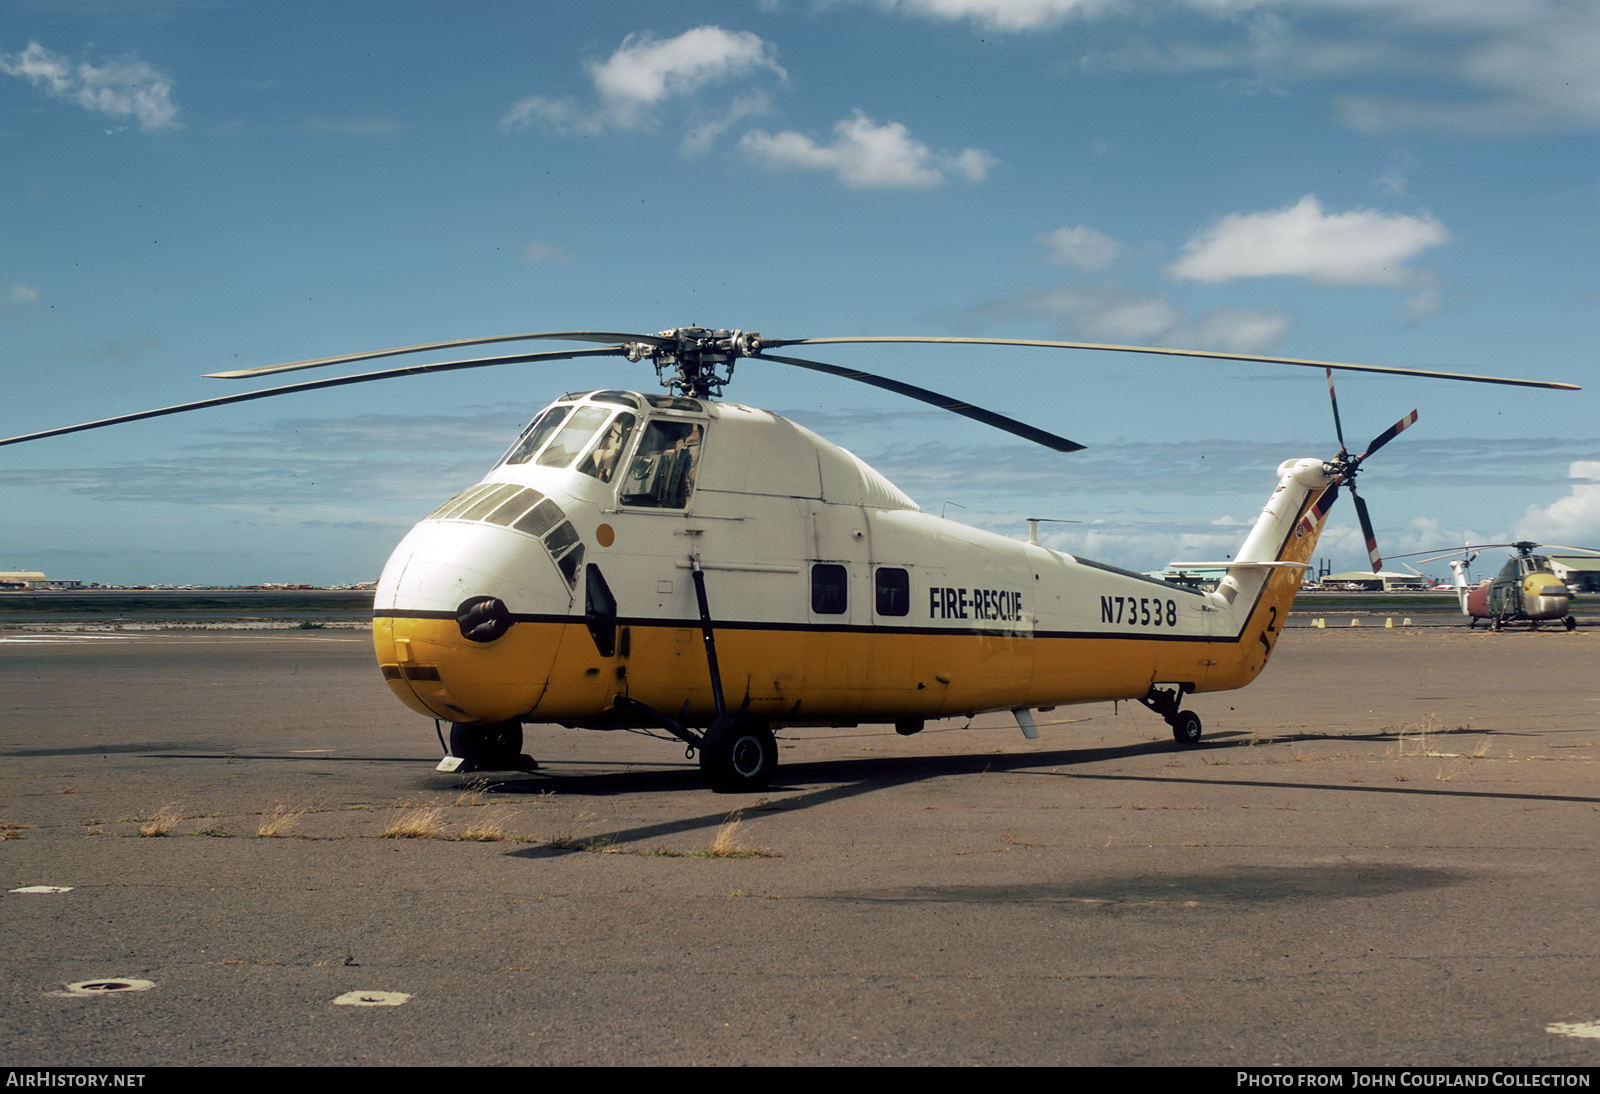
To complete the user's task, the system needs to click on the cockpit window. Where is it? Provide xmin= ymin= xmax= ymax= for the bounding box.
xmin=644 ymin=394 xmax=704 ymax=412
xmin=576 ymin=413 xmax=636 ymax=483
xmin=503 ymin=405 xmax=572 ymax=466
xmin=536 ymin=406 xmax=611 ymax=469
xmin=619 ymin=420 xmax=703 ymax=509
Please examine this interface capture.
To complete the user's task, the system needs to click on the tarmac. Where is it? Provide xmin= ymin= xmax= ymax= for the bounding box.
xmin=1 ymin=624 xmax=1596 ymax=1066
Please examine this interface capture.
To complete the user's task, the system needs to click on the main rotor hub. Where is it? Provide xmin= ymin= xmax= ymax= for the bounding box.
xmin=627 ymin=327 xmax=764 ymax=398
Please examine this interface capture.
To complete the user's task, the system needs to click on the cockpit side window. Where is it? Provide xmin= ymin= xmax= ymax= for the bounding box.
xmin=619 ymin=420 xmax=704 ymax=509
xmin=575 ymin=413 xmax=636 ymax=483
xmin=537 ymin=406 xmax=611 ymax=469
xmin=503 ymin=405 xmax=572 ymax=466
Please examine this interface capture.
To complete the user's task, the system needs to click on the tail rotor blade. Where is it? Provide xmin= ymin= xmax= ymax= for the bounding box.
xmin=1359 ymin=409 xmax=1419 ymax=461
xmin=1325 ymin=368 xmax=1348 ymax=455
xmin=1350 ymin=487 xmax=1383 ymax=571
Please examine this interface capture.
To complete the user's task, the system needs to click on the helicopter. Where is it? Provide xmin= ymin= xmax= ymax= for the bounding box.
xmin=1 ymin=328 xmax=1580 ymax=790
xmin=1401 ymin=542 xmax=1599 ymax=630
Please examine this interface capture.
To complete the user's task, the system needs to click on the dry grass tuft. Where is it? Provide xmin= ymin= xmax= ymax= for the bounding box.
xmin=382 ymin=804 xmax=446 ymax=839
xmin=138 ymin=804 xmax=185 ymax=837
xmin=255 ymin=801 xmax=307 ymax=838
xmin=1469 ymin=735 xmax=1493 ymax=759
xmin=0 ymin=821 xmax=31 ymax=840
xmin=696 ymin=813 xmax=776 ymax=859
xmin=453 ymin=778 xmax=493 ymax=808
xmin=456 ymin=808 xmax=517 ymax=842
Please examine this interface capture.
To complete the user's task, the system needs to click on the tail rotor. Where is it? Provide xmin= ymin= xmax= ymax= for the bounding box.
xmin=1323 ymin=368 xmax=1418 ymax=572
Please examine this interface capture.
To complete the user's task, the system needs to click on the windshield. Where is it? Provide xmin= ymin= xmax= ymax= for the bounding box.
xmin=502 ymin=405 xmax=572 ymax=466
xmin=537 ymin=405 xmax=612 ymax=469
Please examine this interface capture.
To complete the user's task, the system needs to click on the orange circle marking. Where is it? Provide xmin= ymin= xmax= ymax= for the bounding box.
xmin=595 ymin=523 xmax=615 ymax=548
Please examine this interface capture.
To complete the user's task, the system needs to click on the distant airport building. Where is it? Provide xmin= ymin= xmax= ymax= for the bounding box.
xmin=1319 ymin=570 xmax=1430 ymax=592
xmin=0 ymin=571 xmax=83 ymax=590
xmin=1547 ymin=553 xmax=1600 ymax=593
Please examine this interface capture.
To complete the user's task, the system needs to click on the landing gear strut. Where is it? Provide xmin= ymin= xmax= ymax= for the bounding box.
xmin=1140 ymin=685 xmax=1203 ymax=746
xmin=609 ymin=561 xmax=780 ymax=793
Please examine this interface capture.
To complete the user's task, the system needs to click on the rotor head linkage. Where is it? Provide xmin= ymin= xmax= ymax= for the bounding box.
xmin=626 ymin=327 xmax=764 ymax=398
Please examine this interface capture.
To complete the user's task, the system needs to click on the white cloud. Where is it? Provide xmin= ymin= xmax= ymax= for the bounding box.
xmin=740 ymin=111 xmax=996 ymax=188
xmin=9 ymin=284 xmax=39 ymax=306
xmin=1333 ymin=4 xmax=1600 ymax=136
xmin=1039 ymin=225 xmax=1121 ymax=270
xmin=878 ymin=0 xmax=1117 ymax=32
xmin=1515 ymin=461 xmax=1600 ymax=545
xmin=681 ymin=90 xmax=772 ymax=155
xmin=0 ymin=41 xmax=180 ymax=132
xmin=971 ymin=1 xmax=1600 ymax=137
xmin=994 ymin=284 xmax=1292 ymax=351
xmin=501 ymin=26 xmax=784 ymax=134
xmin=1167 ymin=195 xmax=1450 ymax=288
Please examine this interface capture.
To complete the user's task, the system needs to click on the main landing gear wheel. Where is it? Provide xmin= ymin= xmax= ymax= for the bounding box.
xmin=1170 ymin=711 xmax=1203 ymax=745
xmin=449 ymin=720 xmax=530 ymax=772
xmin=1564 ymin=615 xmax=1578 ymax=632
xmin=699 ymin=711 xmax=777 ymax=793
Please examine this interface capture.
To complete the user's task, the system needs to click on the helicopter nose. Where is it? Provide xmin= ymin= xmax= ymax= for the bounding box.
xmin=1522 ymin=574 xmax=1570 ymax=618
xmin=372 ymin=516 xmax=578 ymax=724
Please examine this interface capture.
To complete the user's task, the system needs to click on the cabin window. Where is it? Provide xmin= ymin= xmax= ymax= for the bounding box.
xmin=619 ymin=420 xmax=703 ymax=509
xmin=537 ymin=406 xmax=611 ymax=469
xmin=576 ymin=413 xmax=636 ymax=483
xmin=503 ymin=405 xmax=572 ymax=466
xmin=811 ymin=564 xmax=848 ymax=615
xmin=875 ymin=567 xmax=910 ymax=617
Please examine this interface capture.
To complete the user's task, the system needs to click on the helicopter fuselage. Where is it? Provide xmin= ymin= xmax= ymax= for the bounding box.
xmin=1455 ymin=555 xmax=1573 ymax=629
xmin=371 ymin=390 xmax=1335 ymax=737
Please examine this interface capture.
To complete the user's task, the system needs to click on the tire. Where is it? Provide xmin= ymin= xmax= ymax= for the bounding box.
xmin=699 ymin=712 xmax=777 ymax=793
xmin=1565 ymin=615 xmax=1578 ymax=632
xmin=1170 ymin=710 xmax=1203 ymax=745
xmin=449 ymin=720 xmax=524 ymax=771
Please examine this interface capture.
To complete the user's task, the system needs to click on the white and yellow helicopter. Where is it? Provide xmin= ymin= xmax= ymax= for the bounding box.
xmin=1 ymin=328 xmax=1578 ymax=790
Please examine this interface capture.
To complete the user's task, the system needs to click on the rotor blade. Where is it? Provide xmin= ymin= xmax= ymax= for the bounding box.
xmin=756 ymin=352 xmax=1084 ymax=453
xmin=1349 ymin=486 xmax=1383 ymax=571
xmin=760 ymin=336 xmax=1581 ymax=391
xmin=0 ymin=346 xmax=628 ymax=448
xmin=1325 ymin=368 xmax=1348 ymax=454
xmin=1388 ymin=542 xmax=1519 ymax=562
xmin=1359 ymin=409 xmax=1419 ymax=460
xmin=205 ymin=330 xmax=660 ymax=379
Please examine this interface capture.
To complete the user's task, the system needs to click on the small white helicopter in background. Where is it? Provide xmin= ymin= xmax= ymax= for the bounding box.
xmin=2 ymin=328 xmax=1578 ymax=790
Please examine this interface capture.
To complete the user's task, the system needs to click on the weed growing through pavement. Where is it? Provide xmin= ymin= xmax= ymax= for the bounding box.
xmin=0 ymin=821 xmax=30 ymax=840
xmin=255 ymin=800 xmax=307 ymax=838
xmin=696 ymin=813 xmax=775 ymax=859
xmin=455 ymin=808 xmax=518 ymax=842
xmin=381 ymin=803 xmax=447 ymax=839
xmin=138 ymin=804 xmax=184 ymax=837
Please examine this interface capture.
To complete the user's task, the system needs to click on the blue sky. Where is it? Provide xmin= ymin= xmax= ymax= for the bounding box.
xmin=3 ymin=0 xmax=1596 ymax=586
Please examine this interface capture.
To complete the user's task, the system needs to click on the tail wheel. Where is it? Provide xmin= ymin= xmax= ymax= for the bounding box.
xmin=699 ymin=712 xmax=777 ymax=793
xmin=1170 ymin=710 xmax=1203 ymax=745
xmin=449 ymin=720 xmax=525 ymax=771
